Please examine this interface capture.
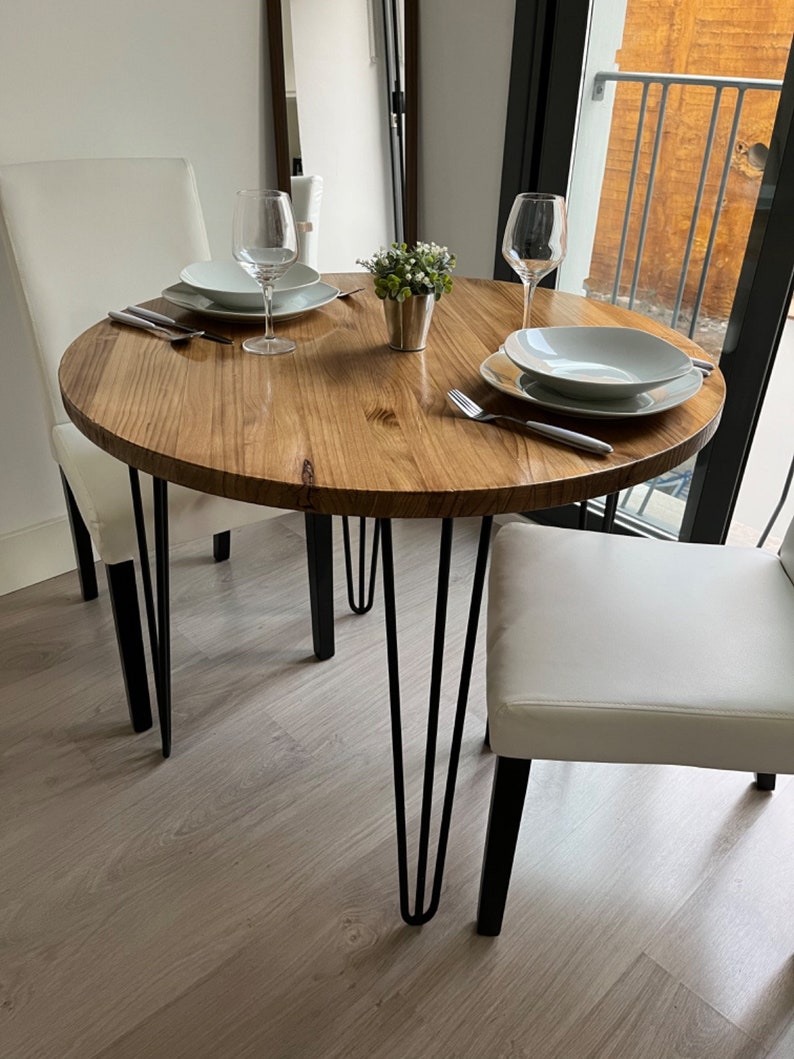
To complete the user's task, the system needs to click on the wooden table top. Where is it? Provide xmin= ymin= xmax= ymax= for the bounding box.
xmin=59 ymin=273 xmax=725 ymax=519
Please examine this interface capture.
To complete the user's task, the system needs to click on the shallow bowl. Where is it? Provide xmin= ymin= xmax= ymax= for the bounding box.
xmin=503 ymin=326 xmax=692 ymax=400
xmin=179 ymin=260 xmax=320 ymax=310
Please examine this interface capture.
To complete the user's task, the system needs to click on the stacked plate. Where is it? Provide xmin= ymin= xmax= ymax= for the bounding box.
xmin=162 ymin=260 xmax=339 ymax=321
xmin=481 ymin=326 xmax=703 ymax=419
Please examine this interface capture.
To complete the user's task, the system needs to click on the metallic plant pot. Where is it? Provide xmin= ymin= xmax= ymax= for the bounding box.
xmin=383 ymin=294 xmax=435 ymax=351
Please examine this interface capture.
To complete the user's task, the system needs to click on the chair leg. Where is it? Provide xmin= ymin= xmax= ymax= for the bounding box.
xmin=60 ymin=471 xmax=98 ymax=601
xmin=755 ymin=773 xmax=776 ymax=791
xmin=477 ymin=756 xmax=532 ymax=937
xmin=106 ymin=560 xmax=153 ymax=733
xmin=213 ymin=531 xmax=231 ymax=562
xmin=304 ymin=513 xmax=335 ymax=660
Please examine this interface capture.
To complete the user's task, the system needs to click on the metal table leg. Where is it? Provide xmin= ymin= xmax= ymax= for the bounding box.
xmin=342 ymin=516 xmax=380 ymax=614
xmin=380 ymin=515 xmax=493 ymax=924
xmin=602 ymin=491 xmax=620 ymax=532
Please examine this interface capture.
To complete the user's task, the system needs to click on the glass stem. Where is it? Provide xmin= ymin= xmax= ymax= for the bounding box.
xmin=522 ymin=280 xmax=537 ymax=329
xmin=261 ymin=282 xmax=275 ymax=341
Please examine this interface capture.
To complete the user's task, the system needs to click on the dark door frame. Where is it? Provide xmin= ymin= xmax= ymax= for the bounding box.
xmin=682 ymin=40 xmax=794 ymax=543
xmin=494 ymin=0 xmax=592 ymax=281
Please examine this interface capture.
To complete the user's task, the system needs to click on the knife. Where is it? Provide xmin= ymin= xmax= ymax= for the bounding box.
xmin=124 ymin=305 xmax=233 ymax=345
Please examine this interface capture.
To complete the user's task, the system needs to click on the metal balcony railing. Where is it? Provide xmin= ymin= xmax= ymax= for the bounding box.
xmin=592 ymin=71 xmax=783 ymax=338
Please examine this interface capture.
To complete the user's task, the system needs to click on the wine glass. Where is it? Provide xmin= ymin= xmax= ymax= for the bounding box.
xmin=502 ymin=193 xmax=567 ymax=330
xmin=233 ymin=189 xmax=299 ymax=355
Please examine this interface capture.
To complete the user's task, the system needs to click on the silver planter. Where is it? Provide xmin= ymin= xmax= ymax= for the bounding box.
xmin=383 ymin=294 xmax=435 ymax=351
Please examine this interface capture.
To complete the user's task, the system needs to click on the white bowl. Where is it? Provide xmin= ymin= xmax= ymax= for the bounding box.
xmin=179 ymin=260 xmax=321 ymax=310
xmin=502 ymin=326 xmax=692 ymax=400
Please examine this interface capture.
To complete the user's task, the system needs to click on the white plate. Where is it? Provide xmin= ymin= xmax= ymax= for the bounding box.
xmin=162 ymin=281 xmax=339 ymax=321
xmin=480 ymin=349 xmax=703 ymax=419
xmin=179 ymin=260 xmax=321 ymax=309
xmin=503 ymin=325 xmax=692 ymax=400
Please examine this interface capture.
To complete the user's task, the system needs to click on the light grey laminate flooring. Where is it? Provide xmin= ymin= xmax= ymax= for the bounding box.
xmin=1 ymin=513 xmax=792 ymax=1058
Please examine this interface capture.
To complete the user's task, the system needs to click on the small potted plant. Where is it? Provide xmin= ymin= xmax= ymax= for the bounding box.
xmin=357 ymin=241 xmax=456 ymax=351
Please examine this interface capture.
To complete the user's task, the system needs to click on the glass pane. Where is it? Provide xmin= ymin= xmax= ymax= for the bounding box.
xmin=561 ymin=0 xmax=793 ymax=539
xmin=727 ymin=314 xmax=794 ymax=550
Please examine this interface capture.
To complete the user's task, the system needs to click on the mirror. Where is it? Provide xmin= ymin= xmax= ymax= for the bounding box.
xmin=267 ymin=0 xmax=418 ymax=270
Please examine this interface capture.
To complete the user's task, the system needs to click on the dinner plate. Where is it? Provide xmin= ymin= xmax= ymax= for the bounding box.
xmin=480 ymin=349 xmax=703 ymax=419
xmin=179 ymin=260 xmax=321 ymax=309
xmin=162 ymin=281 xmax=340 ymax=321
xmin=503 ymin=325 xmax=692 ymax=400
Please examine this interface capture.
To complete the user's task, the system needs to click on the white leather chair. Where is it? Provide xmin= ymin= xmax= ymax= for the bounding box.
xmin=477 ymin=517 xmax=794 ymax=935
xmin=290 ymin=174 xmax=323 ymax=269
xmin=0 ymin=158 xmax=288 ymax=736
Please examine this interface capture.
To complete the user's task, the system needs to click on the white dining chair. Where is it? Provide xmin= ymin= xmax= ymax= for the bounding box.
xmin=477 ymin=516 xmax=794 ymax=935
xmin=290 ymin=174 xmax=323 ymax=269
xmin=0 ymin=157 xmax=290 ymax=737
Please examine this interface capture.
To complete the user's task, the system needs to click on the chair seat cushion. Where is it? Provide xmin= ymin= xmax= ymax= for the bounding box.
xmin=487 ymin=522 xmax=794 ymax=774
xmin=53 ymin=422 xmax=283 ymax=566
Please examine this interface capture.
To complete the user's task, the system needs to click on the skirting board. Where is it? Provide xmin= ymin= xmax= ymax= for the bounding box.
xmin=0 ymin=515 xmax=79 ymax=596
xmin=0 ymin=512 xmax=530 ymax=598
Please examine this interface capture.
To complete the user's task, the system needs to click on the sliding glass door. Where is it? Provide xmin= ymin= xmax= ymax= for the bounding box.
xmin=498 ymin=1 xmax=794 ymax=543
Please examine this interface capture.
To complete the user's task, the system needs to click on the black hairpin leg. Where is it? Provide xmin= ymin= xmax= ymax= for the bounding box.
xmin=602 ymin=491 xmax=619 ymax=533
xmin=342 ymin=516 xmax=380 ymax=614
xmin=381 ymin=515 xmax=493 ymax=925
xmin=578 ymin=500 xmax=589 ymax=530
xmin=129 ymin=469 xmax=172 ymax=757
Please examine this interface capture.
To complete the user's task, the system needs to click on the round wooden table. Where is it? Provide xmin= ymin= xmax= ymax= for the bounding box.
xmin=60 ymin=275 xmax=724 ymax=518
xmin=59 ymin=274 xmax=725 ymax=924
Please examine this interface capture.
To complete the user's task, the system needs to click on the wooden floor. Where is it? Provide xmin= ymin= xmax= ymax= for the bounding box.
xmin=2 ymin=513 xmax=793 ymax=1058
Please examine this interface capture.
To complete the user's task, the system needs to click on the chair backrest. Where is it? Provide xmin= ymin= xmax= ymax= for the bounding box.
xmin=290 ymin=174 xmax=323 ymax=270
xmin=0 ymin=157 xmax=210 ymax=427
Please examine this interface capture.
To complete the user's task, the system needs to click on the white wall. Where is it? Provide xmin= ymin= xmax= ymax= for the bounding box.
xmin=0 ymin=0 xmax=272 ymax=594
xmin=0 ymin=0 xmax=517 ymax=594
xmin=418 ymin=0 xmax=515 ymax=278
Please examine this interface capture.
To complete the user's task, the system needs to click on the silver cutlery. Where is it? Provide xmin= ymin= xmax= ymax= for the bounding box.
xmin=689 ymin=355 xmax=714 ymax=374
xmin=337 ymin=287 xmax=364 ymax=298
xmin=124 ymin=305 xmax=232 ymax=345
xmin=108 ymin=310 xmax=204 ymax=343
xmin=447 ymin=389 xmax=613 ymax=454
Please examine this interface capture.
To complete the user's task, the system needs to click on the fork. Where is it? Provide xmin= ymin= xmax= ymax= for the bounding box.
xmin=447 ymin=389 xmax=613 ymax=454
xmin=108 ymin=310 xmax=204 ymax=343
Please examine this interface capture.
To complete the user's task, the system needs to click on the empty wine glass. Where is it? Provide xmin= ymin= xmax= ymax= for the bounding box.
xmin=233 ymin=188 xmax=299 ymax=355
xmin=502 ymin=193 xmax=567 ymax=330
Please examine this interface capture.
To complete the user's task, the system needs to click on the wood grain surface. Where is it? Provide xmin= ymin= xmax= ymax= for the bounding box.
xmin=59 ymin=275 xmax=725 ymax=518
